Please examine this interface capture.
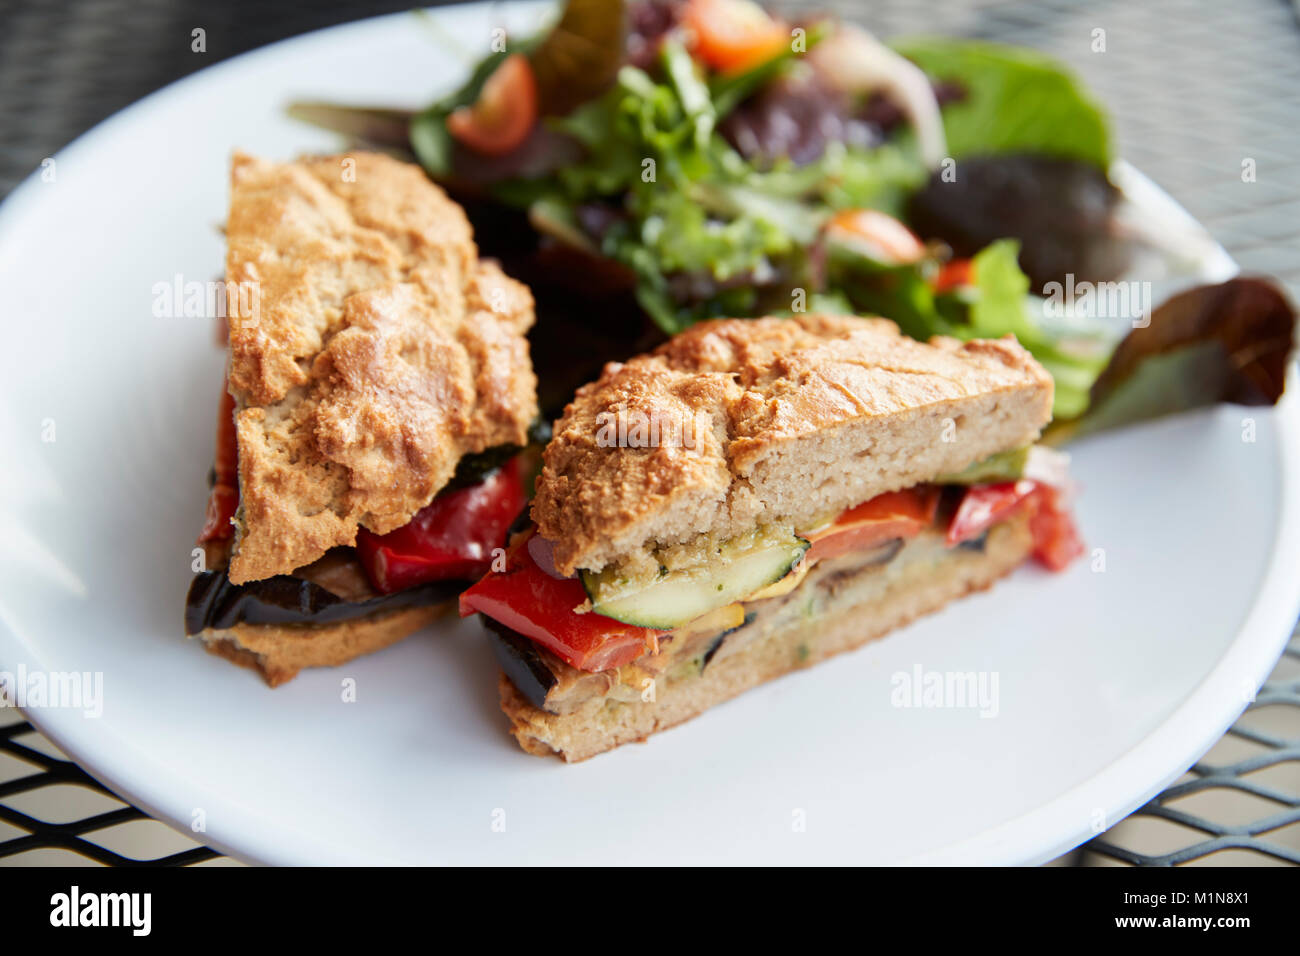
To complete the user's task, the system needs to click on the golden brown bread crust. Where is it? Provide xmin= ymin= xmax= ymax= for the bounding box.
xmin=223 ymin=152 xmax=537 ymax=583
xmin=499 ymin=514 xmax=1034 ymax=761
xmin=197 ymin=603 xmax=448 ymax=688
xmin=533 ymin=314 xmax=1052 ymax=575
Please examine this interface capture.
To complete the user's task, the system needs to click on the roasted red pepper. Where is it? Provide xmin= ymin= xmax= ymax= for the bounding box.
xmin=459 ymin=530 xmax=664 ymax=673
xmin=197 ymin=385 xmax=238 ymax=544
xmin=946 ymin=480 xmax=1038 ymax=547
xmin=804 ymin=486 xmax=940 ymax=564
xmin=947 ymin=480 xmax=1083 ymax=571
xmin=356 ymin=457 xmax=527 ymax=594
xmin=1028 ymin=484 xmax=1085 ymax=571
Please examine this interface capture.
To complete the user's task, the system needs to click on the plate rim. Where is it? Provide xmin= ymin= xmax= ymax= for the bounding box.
xmin=2 ymin=1 xmax=1297 ymax=866
xmin=925 ymin=377 xmax=1300 ymax=863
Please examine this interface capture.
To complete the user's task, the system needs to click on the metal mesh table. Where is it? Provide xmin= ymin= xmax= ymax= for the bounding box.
xmin=1 ymin=0 xmax=1297 ymax=865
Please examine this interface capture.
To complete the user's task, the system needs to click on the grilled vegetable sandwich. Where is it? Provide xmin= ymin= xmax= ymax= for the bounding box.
xmin=185 ymin=151 xmax=538 ymax=686
xmin=460 ymin=313 xmax=1081 ymax=760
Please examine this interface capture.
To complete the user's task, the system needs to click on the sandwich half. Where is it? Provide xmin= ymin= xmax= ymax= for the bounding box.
xmin=460 ymin=313 xmax=1081 ymax=761
xmin=186 ymin=151 xmax=538 ymax=686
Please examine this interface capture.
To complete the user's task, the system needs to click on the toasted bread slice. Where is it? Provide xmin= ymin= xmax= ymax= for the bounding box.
xmin=198 ymin=604 xmax=448 ymax=688
xmin=224 ymin=151 xmax=537 ymax=584
xmin=533 ymin=314 xmax=1052 ymax=576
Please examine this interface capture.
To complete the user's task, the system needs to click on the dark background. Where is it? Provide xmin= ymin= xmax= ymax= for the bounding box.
xmin=0 ymin=0 xmax=438 ymax=195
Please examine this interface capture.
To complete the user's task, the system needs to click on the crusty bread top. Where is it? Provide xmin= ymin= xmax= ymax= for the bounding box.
xmin=224 ymin=151 xmax=536 ymax=584
xmin=533 ymin=314 xmax=1052 ymax=575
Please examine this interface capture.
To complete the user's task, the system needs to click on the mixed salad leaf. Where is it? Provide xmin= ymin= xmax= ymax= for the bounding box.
xmin=1044 ymin=278 xmax=1295 ymax=443
xmin=290 ymin=0 xmax=1295 ymax=436
xmin=890 ymin=37 xmax=1113 ymax=168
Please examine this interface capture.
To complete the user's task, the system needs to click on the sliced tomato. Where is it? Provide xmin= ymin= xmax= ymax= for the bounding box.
xmin=932 ymin=258 xmax=974 ymax=294
xmin=684 ymin=0 xmax=789 ymax=73
xmin=946 ymin=480 xmax=1039 ymax=547
xmin=446 ymin=53 xmax=538 ymax=156
xmin=197 ymin=385 xmax=238 ymax=544
xmin=1029 ymin=485 xmax=1085 ymax=571
xmin=459 ymin=530 xmax=664 ymax=672
xmin=826 ymin=209 xmax=927 ymax=266
xmin=947 ymin=480 xmax=1084 ymax=571
xmin=804 ymin=486 xmax=940 ymax=564
xmin=198 ymin=485 xmax=239 ymax=544
xmin=210 ymin=385 xmax=237 ymax=483
xmin=356 ymin=457 xmax=527 ymax=594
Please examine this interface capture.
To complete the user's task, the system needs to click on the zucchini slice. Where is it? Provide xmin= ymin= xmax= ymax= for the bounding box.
xmin=935 ymin=445 xmax=1030 ymax=485
xmin=581 ymin=532 xmax=809 ymax=629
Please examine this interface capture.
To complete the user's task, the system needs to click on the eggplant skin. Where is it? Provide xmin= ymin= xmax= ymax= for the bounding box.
xmin=702 ymin=611 xmax=756 ymax=672
xmin=486 ymin=621 xmax=558 ymax=710
xmin=184 ymin=570 xmax=464 ymax=634
xmin=955 ymin=530 xmax=989 ymax=553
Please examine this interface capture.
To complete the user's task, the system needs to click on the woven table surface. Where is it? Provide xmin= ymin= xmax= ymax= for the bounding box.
xmin=0 ymin=0 xmax=1297 ymax=865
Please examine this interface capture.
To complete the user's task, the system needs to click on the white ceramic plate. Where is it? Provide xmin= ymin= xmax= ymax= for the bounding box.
xmin=1 ymin=3 xmax=1297 ymax=866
